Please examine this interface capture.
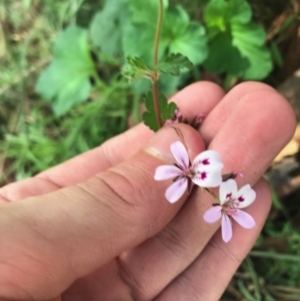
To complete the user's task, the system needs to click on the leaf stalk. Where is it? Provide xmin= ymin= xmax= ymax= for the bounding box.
xmin=152 ymin=0 xmax=164 ymax=128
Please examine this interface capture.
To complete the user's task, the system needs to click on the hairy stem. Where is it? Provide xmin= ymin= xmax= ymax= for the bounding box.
xmin=152 ymin=0 xmax=164 ymax=128
xmin=154 ymin=0 xmax=163 ymax=67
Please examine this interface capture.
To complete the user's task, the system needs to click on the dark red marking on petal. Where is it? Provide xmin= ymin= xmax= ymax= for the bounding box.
xmin=174 ymin=163 xmax=183 ymax=170
xmin=202 ymin=158 xmax=210 ymax=165
xmin=173 ymin=176 xmax=180 ymax=182
xmin=200 ymin=172 xmax=207 ymax=180
xmin=238 ymin=196 xmax=245 ymax=202
xmin=226 ymin=193 xmax=232 ymax=199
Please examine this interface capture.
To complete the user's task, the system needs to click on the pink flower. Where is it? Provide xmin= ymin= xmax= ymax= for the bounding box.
xmin=203 ymin=179 xmax=256 ymax=243
xmin=154 ymin=141 xmax=223 ymax=203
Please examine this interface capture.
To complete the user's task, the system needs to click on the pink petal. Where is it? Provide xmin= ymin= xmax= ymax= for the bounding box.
xmin=231 ymin=209 xmax=256 ymax=229
xmin=192 ymin=150 xmax=223 ymax=168
xmin=219 ymin=179 xmax=238 ymax=205
xmin=170 ymin=141 xmax=189 ymax=169
xmin=236 ymin=184 xmax=256 ymax=208
xmin=165 ymin=178 xmax=188 ymax=203
xmin=203 ymin=206 xmax=222 ymax=223
xmin=192 ymin=166 xmax=223 ymax=188
xmin=221 ymin=214 xmax=232 ymax=243
xmin=154 ymin=165 xmax=182 ymax=181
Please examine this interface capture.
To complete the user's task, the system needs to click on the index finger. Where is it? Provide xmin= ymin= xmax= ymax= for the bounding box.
xmin=0 ymin=82 xmax=224 ymax=201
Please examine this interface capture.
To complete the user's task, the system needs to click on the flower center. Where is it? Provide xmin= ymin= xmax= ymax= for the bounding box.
xmin=222 ymin=197 xmax=239 ymax=216
xmin=184 ymin=168 xmax=194 ymax=178
xmin=223 ymin=205 xmax=237 ymax=216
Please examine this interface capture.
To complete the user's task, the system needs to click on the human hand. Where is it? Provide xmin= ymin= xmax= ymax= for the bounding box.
xmin=0 ymin=81 xmax=295 ymax=301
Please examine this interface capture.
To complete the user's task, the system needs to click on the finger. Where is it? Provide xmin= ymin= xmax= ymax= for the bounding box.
xmin=200 ymin=81 xmax=276 ymax=144
xmin=0 ymin=82 xmax=224 ymax=202
xmin=39 ymin=81 xmax=274 ymax=187
xmin=155 ymin=179 xmax=271 ymax=301
xmin=38 ymin=81 xmax=274 ymax=186
xmin=0 ymin=124 xmax=205 ymax=301
xmin=0 ymin=81 xmax=275 ymax=202
xmin=208 ymin=88 xmax=296 ymax=181
xmin=0 ymin=81 xmax=274 ymax=201
xmin=40 ymin=81 xmax=274 ymax=186
xmin=114 ymin=89 xmax=296 ymax=300
xmin=37 ymin=82 xmax=224 ymax=186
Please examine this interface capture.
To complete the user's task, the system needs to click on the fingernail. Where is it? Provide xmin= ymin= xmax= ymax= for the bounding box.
xmin=145 ymin=124 xmax=203 ymax=162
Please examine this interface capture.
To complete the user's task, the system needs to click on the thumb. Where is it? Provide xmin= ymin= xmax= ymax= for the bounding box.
xmin=0 ymin=124 xmax=205 ymax=300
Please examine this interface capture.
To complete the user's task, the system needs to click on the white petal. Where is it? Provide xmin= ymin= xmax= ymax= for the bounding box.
xmin=203 ymin=206 xmax=222 ymax=223
xmin=219 ymin=179 xmax=238 ymax=205
xmin=154 ymin=165 xmax=182 ymax=181
xmin=231 ymin=209 xmax=256 ymax=229
xmin=192 ymin=150 xmax=223 ymax=168
xmin=170 ymin=141 xmax=189 ymax=169
xmin=221 ymin=214 xmax=232 ymax=243
xmin=165 ymin=178 xmax=188 ymax=203
xmin=236 ymin=184 xmax=256 ymax=208
xmin=192 ymin=166 xmax=223 ymax=188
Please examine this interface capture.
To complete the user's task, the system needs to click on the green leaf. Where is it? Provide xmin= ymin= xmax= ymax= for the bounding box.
xmin=205 ymin=0 xmax=251 ymax=30
xmin=157 ymin=53 xmax=193 ymax=76
xmin=143 ymin=92 xmax=178 ymax=132
xmin=204 ymin=32 xmax=249 ymax=74
xmin=127 ymin=0 xmax=168 ymax=26
xmin=204 ymin=0 xmax=272 ymax=80
xmin=168 ymin=21 xmax=208 ymax=65
xmin=163 ymin=5 xmax=190 ymax=36
xmin=159 ymin=73 xmax=188 ymax=94
xmin=122 ymin=22 xmax=168 ymax=65
xmin=36 ymin=26 xmax=95 ymax=115
xmin=122 ymin=0 xmax=169 ymax=64
xmin=123 ymin=4 xmax=207 ymax=66
xmin=162 ymin=6 xmax=208 ymax=65
xmin=131 ymin=73 xmax=182 ymax=95
xmin=126 ymin=56 xmax=149 ymax=70
xmin=231 ymin=22 xmax=272 ymax=79
xmin=270 ymin=41 xmax=283 ymax=67
xmin=122 ymin=55 xmax=154 ymax=81
xmin=90 ymin=0 xmax=129 ymax=58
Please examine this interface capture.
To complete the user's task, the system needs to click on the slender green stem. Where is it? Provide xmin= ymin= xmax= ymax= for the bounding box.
xmin=153 ymin=0 xmax=163 ymax=67
xmin=249 ymin=250 xmax=300 ymax=262
xmin=204 ymin=188 xmax=220 ymax=203
xmin=152 ymin=80 xmax=162 ymax=127
xmin=152 ymin=0 xmax=164 ymax=129
xmin=245 ymin=257 xmax=262 ymax=301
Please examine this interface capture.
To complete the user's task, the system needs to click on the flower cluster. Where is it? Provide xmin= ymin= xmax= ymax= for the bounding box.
xmin=154 ymin=141 xmax=256 ymax=242
xmin=154 ymin=141 xmax=223 ymax=203
xmin=203 ymin=179 xmax=256 ymax=242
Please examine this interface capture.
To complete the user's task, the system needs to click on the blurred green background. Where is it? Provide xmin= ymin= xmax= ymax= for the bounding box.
xmin=0 ymin=0 xmax=300 ymax=299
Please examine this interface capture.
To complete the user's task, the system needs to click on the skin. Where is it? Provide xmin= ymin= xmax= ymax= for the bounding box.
xmin=0 ymin=81 xmax=296 ymax=301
